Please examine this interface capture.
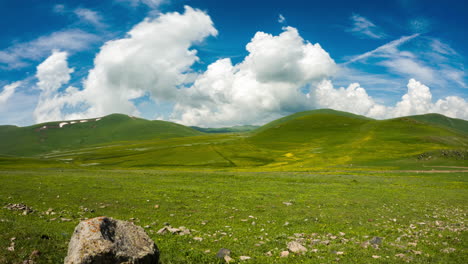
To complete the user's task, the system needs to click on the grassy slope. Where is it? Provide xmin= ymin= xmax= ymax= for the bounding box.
xmin=247 ymin=111 xmax=468 ymax=169
xmin=2 ymin=110 xmax=463 ymax=171
xmin=0 ymin=114 xmax=202 ymax=156
xmin=406 ymin=113 xmax=468 ymax=134
xmin=191 ymin=125 xmax=260 ymax=133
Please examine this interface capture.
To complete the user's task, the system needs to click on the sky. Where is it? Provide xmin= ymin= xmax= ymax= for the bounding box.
xmin=0 ymin=0 xmax=467 ymax=127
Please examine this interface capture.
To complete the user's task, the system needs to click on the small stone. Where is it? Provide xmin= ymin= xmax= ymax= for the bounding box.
xmin=239 ymin=256 xmax=251 ymax=261
xmin=441 ymin=248 xmax=455 ymax=253
xmin=224 ymin=255 xmax=233 ymax=263
xmin=193 ymin=237 xmax=203 ymax=241
xmin=370 ymin=236 xmax=383 ymax=245
xmin=265 ymin=251 xmax=272 ymax=256
xmin=154 ymin=205 xmax=159 ymax=209
xmin=372 ymin=255 xmax=381 ymax=259
xmin=61 ymin=218 xmax=72 ymax=222
xmin=283 ymin=202 xmax=293 ymax=206
xmin=280 ymin=251 xmax=289 ymax=257
xmin=287 ymin=241 xmax=307 ymax=253
xmin=335 ymin=251 xmax=344 ymax=255
xmin=216 ymin=248 xmax=231 ymax=259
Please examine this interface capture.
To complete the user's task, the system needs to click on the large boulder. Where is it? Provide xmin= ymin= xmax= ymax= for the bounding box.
xmin=64 ymin=216 xmax=159 ymax=264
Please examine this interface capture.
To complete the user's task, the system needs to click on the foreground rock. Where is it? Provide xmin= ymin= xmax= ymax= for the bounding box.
xmin=64 ymin=217 xmax=159 ymax=264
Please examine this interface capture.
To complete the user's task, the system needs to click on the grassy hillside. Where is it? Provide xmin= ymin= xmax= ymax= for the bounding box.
xmin=406 ymin=113 xmax=468 ymax=134
xmin=0 ymin=114 xmax=202 ymax=156
xmin=1 ymin=110 xmax=466 ymax=170
xmin=248 ymin=111 xmax=468 ymax=169
xmin=191 ymin=125 xmax=260 ymax=133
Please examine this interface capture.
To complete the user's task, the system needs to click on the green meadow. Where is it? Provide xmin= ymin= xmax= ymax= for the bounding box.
xmin=0 ymin=109 xmax=467 ymax=263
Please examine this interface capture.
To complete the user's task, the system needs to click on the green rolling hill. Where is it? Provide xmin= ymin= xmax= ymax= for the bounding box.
xmin=0 ymin=113 xmax=202 ymax=156
xmin=0 ymin=109 xmax=466 ymax=170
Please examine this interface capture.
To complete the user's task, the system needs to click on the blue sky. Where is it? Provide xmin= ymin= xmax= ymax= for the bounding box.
xmin=0 ymin=0 xmax=467 ymax=126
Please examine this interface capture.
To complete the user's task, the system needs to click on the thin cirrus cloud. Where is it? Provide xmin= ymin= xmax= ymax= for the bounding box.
xmin=116 ymin=0 xmax=166 ymax=8
xmin=53 ymin=4 xmax=106 ymax=28
xmin=0 ymin=29 xmax=99 ymax=70
xmin=344 ymin=34 xmax=466 ymax=91
xmin=0 ymin=82 xmax=22 ymax=104
xmin=347 ymin=14 xmax=388 ymax=39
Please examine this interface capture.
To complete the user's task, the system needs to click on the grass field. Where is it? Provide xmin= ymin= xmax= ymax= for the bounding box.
xmin=0 ymin=110 xmax=467 ymax=263
xmin=0 ymin=168 xmax=466 ymax=263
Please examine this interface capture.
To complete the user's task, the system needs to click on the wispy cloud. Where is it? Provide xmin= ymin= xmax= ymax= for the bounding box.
xmin=74 ymin=8 xmax=105 ymax=28
xmin=344 ymin=34 xmax=419 ymax=64
xmin=278 ymin=14 xmax=286 ymax=24
xmin=0 ymin=29 xmax=100 ymax=70
xmin=347 ymin=14 xmax=387 ymax=39
xmin=0 ymin=82 xmax=22 ymax=104
xmin=116 ymin=0 xmax=166 ymax=9
xmin=53 ymin=5 xmax=106 ymax=28
xmin=343 ymin=34 xmax=466 ymax=92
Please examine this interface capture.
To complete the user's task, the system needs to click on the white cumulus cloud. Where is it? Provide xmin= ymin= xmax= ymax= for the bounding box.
xmin=311 ymin=78 xmax=468 ymax=120
xmin=32 ymin=6 xmax=217 ymax=123
xmin=33 ymin=51 xmax=76 ymax=123
xmin=171 ymin=26 xmax=337 ymax=126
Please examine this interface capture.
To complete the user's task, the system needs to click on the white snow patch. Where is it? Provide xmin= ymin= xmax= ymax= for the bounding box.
xmin=59 ymin=122 xmax=69 ymax=128
xmin=80 ymin=120 xmax=88 ymax=123
xmin=70 ymin=121 xmax=77 ymax=124
xmin=95 ymin=118 xmax=101 ymax=121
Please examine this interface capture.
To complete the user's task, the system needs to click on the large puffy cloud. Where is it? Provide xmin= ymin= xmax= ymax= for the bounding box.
xmin=310 ymin=80 xmax=387 ymax=118
xmin=32 ymin=6 xmax=217 ymax=123
xmin=171 ymin=26 xmax=337 ymax=126
xmin=33 ymin=51 xmax=78 ymax=123
xmin=311 ymin=78 xmax=468 ymax=120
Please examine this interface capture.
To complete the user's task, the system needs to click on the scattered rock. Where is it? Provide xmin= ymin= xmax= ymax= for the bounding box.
xmin=441 ymin=248 xmax=456 ymax=253
xmin=216 ymin=248 xmax=231 ymax=259
xmin=156 ymin=225 xmax=191 ymax=236
xmin=4 ymin=203 xmax=34 ymax=214
xmin=64 ymin=216 xmax=159 ymax=264
xmin=154 ymin=205 xmax=159 ymax=209
xmin=224 ymin=255 xmax=233 ymax=263
xmin=265 ymin=251 xmax=272 ymax=256
xmin=239 ymin=256 xmax=251 ymax=261
xmin=282 ymin=202 xmax=293 ymax=206
xmin=280 ymin=251 xmax=289 ymax=257
xmin=369 ymin=236 xmax=383 ymax=245
xmin=372 ymin=255 xmax=381 ymax=259
xmin=193 ymin=237 xmax=203 ymax=241
xmin=287 ymin=241 xmax=307 ymax=253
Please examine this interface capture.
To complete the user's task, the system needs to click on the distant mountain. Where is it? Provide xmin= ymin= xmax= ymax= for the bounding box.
xmin=191 ymin=125 xmax=260 ymax=133
xmin=0 ymin=114 xmax=202 ymax=156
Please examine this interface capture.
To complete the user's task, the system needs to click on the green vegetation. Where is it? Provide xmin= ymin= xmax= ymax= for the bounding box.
xmin=0 ymin=109 xmax=467 ymax=263
xmin=0 ymin=114 xmax=202 ymax=156
xmin=0 ymin=169 xmax=466 ymax=263
xmin=191 ymin=125 xmax=260 ymax=133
